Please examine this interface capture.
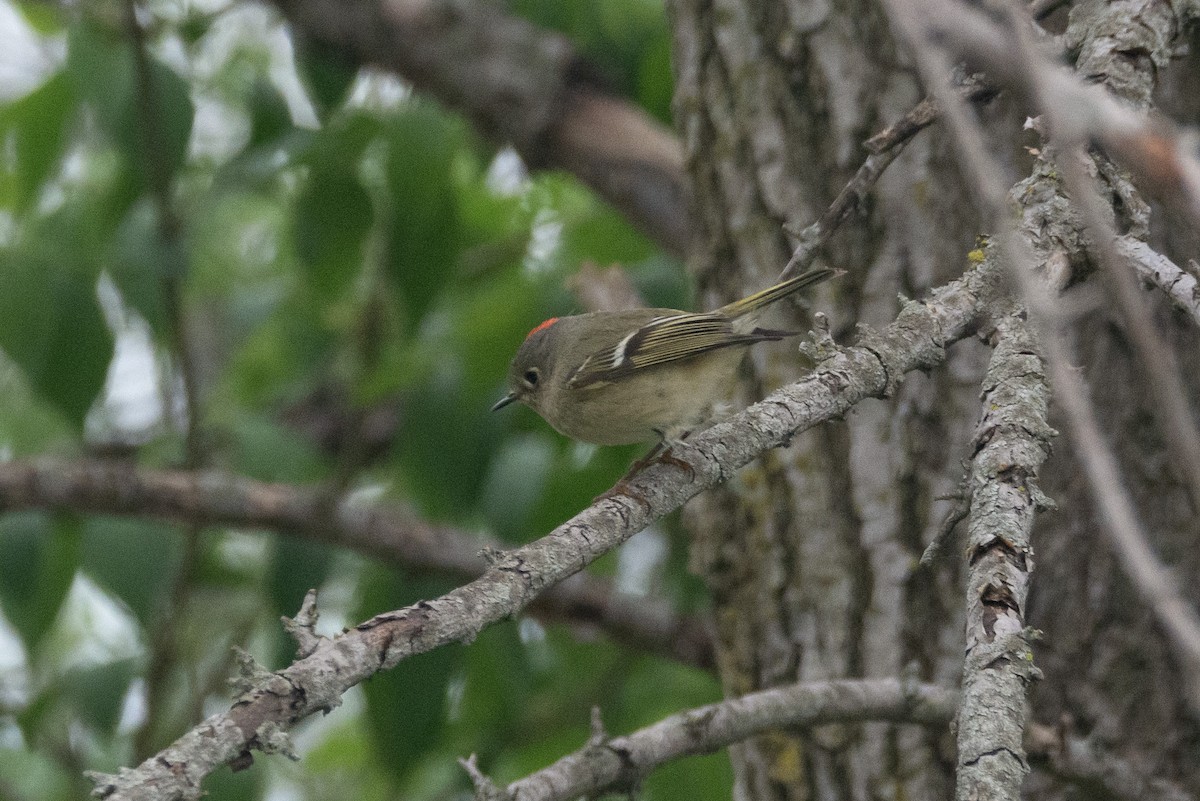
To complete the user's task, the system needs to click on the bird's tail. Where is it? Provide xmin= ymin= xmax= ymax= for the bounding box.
xmin=715 ymin=267 xmax=839 ymax=319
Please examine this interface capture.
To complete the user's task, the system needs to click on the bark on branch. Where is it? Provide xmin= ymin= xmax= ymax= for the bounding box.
xmin=496 ymin=678 xmax=957 ymax=801
xmin=956 ymin=312 xmax=1053 ymax=801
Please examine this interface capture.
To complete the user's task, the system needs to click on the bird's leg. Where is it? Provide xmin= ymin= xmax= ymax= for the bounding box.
xmin=644 ymin=428 xmax=696 ymax=480
xmin=593 ymin=431 xmax=696 ymax=507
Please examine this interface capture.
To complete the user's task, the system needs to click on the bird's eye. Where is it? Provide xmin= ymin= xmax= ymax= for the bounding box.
xmin=523 ymin=368 xmax=540 ymax=387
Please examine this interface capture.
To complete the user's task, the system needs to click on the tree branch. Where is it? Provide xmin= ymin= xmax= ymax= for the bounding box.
xmin=1117 ymin=236 xmax=1200 ymax=328
xmin=124 ymin=0 xmax=210 ymax=757
xmin=1059 ymin=154 xmax=1200 ymax=509
xmin=87 ymin=258 xmax=997 ymax=800
xmin=270 ymin=0 xmax=689 ymax=256
xmin=875 ymin=3 xmax=1060 ymax=799
xmin=782 ymin=77 xmax=997 ymax=281
xmin=956 ymin=312 xmax=1052 ymax=800
xmin=1015 ymin=0 xmax=1200 ymax=716
xmin=496 ymin=678 xmax=957 ymax=801
xmin=0 ymin=459 xmax=714 ymax=670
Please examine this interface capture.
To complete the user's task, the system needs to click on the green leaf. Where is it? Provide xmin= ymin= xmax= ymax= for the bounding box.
xmin=392 ymin=370 xmax=492 ymax=518
xmin=643 ymin=751 xmax=733 ymax=801
xmin=0 ymin=239 xmax=113 ymax=428
xmin=293 ymin=164 xmax=373 ymax=297
xmin=455 ymin=622 xmax=531 ymax=744
xmin=558 ymin=197 xmax=657 ymax=267
xmin=265 ymin=535 xmax=335 ymax=667
xmin=226 ymin=413 xmax=327 ymax=483
xmin=454 ymin=178 xmax=534 ymax=276
xmin=0 ymin=358 xmax=74 ymax=455
xmin=67 ymin=20 xmax=194 ymax=193
xmin=58 ymin=657 xmax=137 ymax=734
xmin=246 ymin=80 xmax=293 ymax=150
xmin=0 ymin=71 xmax=75 ymax=212
xmin=0 ymin=512 xmax=81 ymax=651
xmin=636 ymin=33 xmax=675 ymax=125
xmin=521 ymin=441 xmax=639 ymax=537
xmin=202 ymin=760 xmax=264 ymax=801
xmin=382 ymin=104 xmax=463 ymax=328
xmin=267 ymin=536 xmax=334 ymax=623
xmin=510 ymin=0 xmax=669 ymax=101
xmin=292 ymin=112 xmax=379 ymax=297
xmin=16 ymin=1 xmax=65 ymax=34
xmin=294 ymin=40 xmax=359 ymax=120
xmin=479 ymin=434 xmax=555 ymax=540
xmin=81 ymin=517 xmax=182 ymax=625
xmin=446 ymin=270 xmax=544 ymax=398
xmin=0 ymin=746 xmax=70 ymax=801
xmin=107 ymin=199 xmax=176 ymax=338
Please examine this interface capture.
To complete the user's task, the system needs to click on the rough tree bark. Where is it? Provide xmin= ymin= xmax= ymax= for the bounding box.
xmin=668 ymin=1 xmax=983 ymax=797
xmin=667 ymin=0 xmax=1199 ymax=799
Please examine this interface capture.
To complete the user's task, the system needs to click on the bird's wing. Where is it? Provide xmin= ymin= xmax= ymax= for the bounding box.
xmin=567 ymin=313 xmax=784 ymax=389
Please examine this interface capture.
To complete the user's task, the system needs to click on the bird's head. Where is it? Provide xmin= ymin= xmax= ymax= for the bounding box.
xmin=491 ymin=317 xmax=563 ymax=414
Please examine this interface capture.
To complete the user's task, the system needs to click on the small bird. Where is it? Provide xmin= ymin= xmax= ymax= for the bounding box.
xmin=491 ymin=267 xmax=837 ymax=447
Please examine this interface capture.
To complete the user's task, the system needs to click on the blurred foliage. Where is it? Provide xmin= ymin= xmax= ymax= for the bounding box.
xmin=0 ymin=1 xmax=719 ymax=799
xmin=511 ymin=0 xmax=676 ymax=124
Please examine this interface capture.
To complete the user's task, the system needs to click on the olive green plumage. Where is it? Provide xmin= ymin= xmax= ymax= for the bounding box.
xmin=492 ymin=267 xmax=837 ymax=445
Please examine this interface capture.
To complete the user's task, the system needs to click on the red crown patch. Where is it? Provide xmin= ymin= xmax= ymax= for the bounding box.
xmin=526 ymin=317 xmax=559 ymax=340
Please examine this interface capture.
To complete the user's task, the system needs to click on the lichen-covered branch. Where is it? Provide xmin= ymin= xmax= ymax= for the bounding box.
xmin=909 ymin=0 xmax=1200 ymax=229
xmin=956 ymin=312 xmax=1053 ymax=801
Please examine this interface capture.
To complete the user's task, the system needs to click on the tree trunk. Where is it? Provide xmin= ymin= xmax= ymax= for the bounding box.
xmin=667 ymin=0 xmax=1200 ymax=799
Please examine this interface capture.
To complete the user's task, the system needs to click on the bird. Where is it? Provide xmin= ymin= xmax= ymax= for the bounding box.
xmin=491 ymin=267 xmax=837 ymax=448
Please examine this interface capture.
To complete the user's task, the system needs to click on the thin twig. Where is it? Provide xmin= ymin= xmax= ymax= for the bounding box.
xmin=1116 ymin=237 xmax=1200 ymax=328
xmin=779 ymin=77 xmax=998 ymax=282
xmin=123 ymin=0 xmax=209 ymax=759
xmin=1026 ymin=722 xmax=1195 ymax=801
xmin=1012 ymin=0 xmax=1200 ymax=714
xmin=891 ymin=0 xmax=1200 ymax=725
xmin=905 ymin=0 xmax=1200 ymax=230
xmin=863 ymin=78 xmax=998 ymax=155
xmin=919 ymin=464 xmax=973 ymax=567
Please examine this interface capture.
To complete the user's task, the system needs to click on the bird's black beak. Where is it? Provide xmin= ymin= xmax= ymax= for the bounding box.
xmin=491 ymin=392 xmax=519 ymax=412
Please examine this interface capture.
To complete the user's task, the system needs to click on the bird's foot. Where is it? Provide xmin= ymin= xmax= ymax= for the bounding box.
xmin=593 ymin=477 xmax=650 ymax=510
xmin=643 ymin=430 xmax=696 ymax=481
xmin=593 ymin=433 xmax=698 ymax=508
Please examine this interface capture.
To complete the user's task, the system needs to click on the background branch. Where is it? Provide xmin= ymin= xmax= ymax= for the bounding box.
xmin=1058 ymin=156 xmax=1200 ymax=510
xmin=271 ymin=0 xmax=689 ymax=255
xmin=124 ymin=0 xmax=210 ymax=758
xmin=891 ymin=0 xmax=1200 ymax=724
xmin=499 ymin=678 xmax=957 ymax=801
xmin=0 ymin=459 xmax=714 ymax=669
xmin=910 ymin=0 xmax=1200 ymax=229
